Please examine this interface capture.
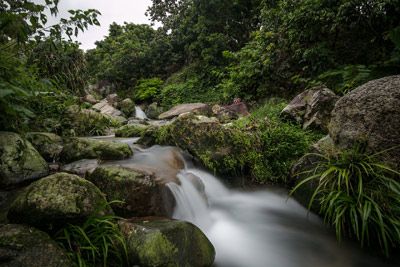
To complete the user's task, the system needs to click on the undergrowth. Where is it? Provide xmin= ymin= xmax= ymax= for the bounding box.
xmin=291 ymin=147 xmax=400 ymax=256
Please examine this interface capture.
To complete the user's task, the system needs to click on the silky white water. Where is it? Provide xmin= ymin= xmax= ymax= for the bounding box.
xmin=167 ymin=168 xmax=392 ymax=267
xmin=135 ymin=106 xmax=148 ymax=120
xmin=101 ymin=143 xmax=393 ymax=267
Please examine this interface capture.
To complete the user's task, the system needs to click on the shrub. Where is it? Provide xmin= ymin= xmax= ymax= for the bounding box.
xmin=291 ymin=147 xmax=400 ymax=256
xmin=134 ymin=78 xmax=163 ymax=102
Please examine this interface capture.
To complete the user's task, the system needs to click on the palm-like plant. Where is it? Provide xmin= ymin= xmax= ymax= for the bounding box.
xmin=291 ymin=147 xmax=400 ymax=256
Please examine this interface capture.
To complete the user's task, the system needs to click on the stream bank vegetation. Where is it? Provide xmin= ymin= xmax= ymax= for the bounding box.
xmin=291 ymin=147 xmax=400 ymax=256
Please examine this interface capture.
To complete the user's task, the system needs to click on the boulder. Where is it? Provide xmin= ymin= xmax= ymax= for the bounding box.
xmin=88 ymin=166 xmax=172 ymax=217
xmin=60 ymin=137 xmax=132 ymax=163
xmin=119 ymin=98 xmax=136 ymax=117
xmin=115 ymin=124 xmax=148 ymax=137
xmin=281 ymin=86 xmax=339 ymax=131
xmin=212 ymin=104 xmax=239 ymax=123
xmin=119 ymin=218 xmax=215 ymax=267
xmin=106 ymin=93 xmax=119 ymax=106
xmin=0 ymin=224 xmax=72 ymax=267
xmin=329 ymin=75 xmax=400 ymax=168
xmin=158 ymin=103 xmax=209 ymax=120
xmin=60 ymin=159 xmax=99 ymax=177
xmin=92 ymin=100 xmax=123 ymax=117
xmin=137 ymin=126 xmax=161 ymax=147
xmin=83 ymin=94 xmax=98 ymax=104
xmin=0 ymin=132 xmax=48 ymax=188
xmin=65 ymin=106 xmax=122 ymax=136
xmin=154 ymin=115 xmax=263 ymax=179
xmin=146 ymin=102 xmax=164 ymax=119
xmin=8 ymin=172 xmax=109 ymax=230
xmin=26 ymin=132 xmax=63 ymax=162
xmin=223 ymin=102 xmax=250 ymax=117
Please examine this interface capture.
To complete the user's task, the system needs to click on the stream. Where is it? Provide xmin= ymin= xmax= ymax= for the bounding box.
xmin=97 ymin=137 xmax=394 ymax=267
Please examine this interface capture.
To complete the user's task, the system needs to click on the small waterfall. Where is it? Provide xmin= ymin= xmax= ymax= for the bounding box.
xmin=135 ymin=106 xmax=148 ymax=120
xmin=93 ymin=143 xmax=392 ymax=267
xmin=166 ymin=168 xmax=392 ymax=267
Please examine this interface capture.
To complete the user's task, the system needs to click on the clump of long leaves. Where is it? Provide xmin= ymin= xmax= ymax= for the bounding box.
xmin=55 ymin=210 xmax=129 ymax=267
xmin=291 ymin=147 xmax=400 ymax=256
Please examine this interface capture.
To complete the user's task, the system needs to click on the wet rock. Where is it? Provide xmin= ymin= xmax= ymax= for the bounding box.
xmin=119 ymin=98 xmax=136 ymax=117
xmin=8 ymin=172 xmax=109 ymax=230
xmin=88 ymin=166 xmax=172 ymax=217
xmin=0 ymin=132 xmax=49 ymax=188
xmin=115 ymin=124 xmax=148 ymax=137
xmin=329 ymin=75 xmax=400 ymax=168
xmin=158 ymin=103 xmax=210 ymax=120
xmin=0 ymin=224 xmax=72 ymax=267
xmin=26 ymin=132 xmax=63 ymax=162
xmin=119 ymin=218 xmax=215 ymax=267
xmin=154 ymin=115 xmax=263 ymax=179
xmin=281 ymin=85 xmax=339 ymax=131
xmin=60 ymin=159 xmax=99 ymax=177
xmin=60 ymin=137 xmax=132 ymax=163
xmin=137 ymin=126 xmax=161 ymax=147
xmin=146 ymin=102 xmax=164 ymax=119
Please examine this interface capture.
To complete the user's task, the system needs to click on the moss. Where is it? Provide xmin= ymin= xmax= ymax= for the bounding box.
xmin=122 ymin=219 xmax=215 ymax=267
xmin=88 ymin=166 xmax=166 ymax=217
xmin=0 ymin=224 xmax=72 ymax=266
xmin=60 ymin=137 xmax=133 ymax=163
xmin=0 ymin=131 xmax=49 ymax=188
xmin=26 ymin=132 xmax=63 ymax=162
xmin=115 ymin=124 xmax=148 ymax=137
xmin=8 ymin=172 xmax=109 ymax=231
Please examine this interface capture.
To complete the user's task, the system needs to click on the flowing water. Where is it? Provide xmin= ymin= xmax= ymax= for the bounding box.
xmin=101 ymin=139 xmax=394 ymax=267
xmin=135 ymin=106 xmax=148 ymax=120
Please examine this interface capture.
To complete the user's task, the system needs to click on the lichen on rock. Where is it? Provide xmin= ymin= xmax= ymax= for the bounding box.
xmin=8 ymin=172 xmax=109 ymax=231
xmin=60 ymin=137 xmax=132 ymax=163
xmin=0 ymin=131 xmax=49 ymax=188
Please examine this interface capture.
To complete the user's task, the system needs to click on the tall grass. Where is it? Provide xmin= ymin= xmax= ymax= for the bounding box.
xmin=291 ymin=147 xmax=400 ymax=256
xmin=55 ymin=204 xmax=129 ymax=267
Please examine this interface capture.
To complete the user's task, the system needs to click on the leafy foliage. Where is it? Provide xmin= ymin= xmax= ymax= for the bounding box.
xmin=134 ymin=77 xmax=163 ymax=102
xmin=56 ymin=210 xmax=129 ymax=267
xmin=291 ymin=147 xmax=400 ymax=256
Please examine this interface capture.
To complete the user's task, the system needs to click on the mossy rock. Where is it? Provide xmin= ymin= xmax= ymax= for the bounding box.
xmin=119 ymin=218 xmax=215 ymax=267
xmin=88 ymin=166 xmax=170 ymax=217
xmin=137 ymin=126 xmax=161 ymax=147
xmin=155 ymin=116 xmax=264 ymax=180
xmin=7 ymin=172 xmax=109 ymax=231
xmin=0 ymin=132 xmax=49 ymax=188
xmin=65 ymin=105 xmax=122 ymax=136
xmin=119 ymin=98 xmax=136 ymax=117
xmin=0 ymin=224 xmax=72 ymax=267
xmin=115 ymin=124 xmax=148 ymax=137
xmin=26 ymin=132 xmax=63 ymax=162
xmin=146 ymin=102 xmax=164 ymax=119
xmin=60 ymin=137 xmax=132 ymax=163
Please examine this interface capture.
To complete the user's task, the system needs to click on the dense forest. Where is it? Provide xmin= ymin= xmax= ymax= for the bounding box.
xmin=1 ymin=1 xmax=400 ymax=266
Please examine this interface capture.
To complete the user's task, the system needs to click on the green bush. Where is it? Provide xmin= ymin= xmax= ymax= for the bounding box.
xmin=134 ymin=78 xmax=163 ymax=102
xmin=291 ymin=147 xmax=400 ymax=256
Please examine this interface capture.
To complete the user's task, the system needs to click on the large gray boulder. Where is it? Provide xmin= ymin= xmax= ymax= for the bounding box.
xmin=8 ymin=172 xmax=109 ymax=230
xmin=158 ymin=103 xmax=209 ymax=120
xmin=329 ymin=75 xmax=400 ymax=168
xmin=119 ymin=218 xmax=215 ymax=267
xmin=92 ymin=100 xmax=123 ymax=117
xmin=88 ymin=166 xmax=172 ymax=217
xmin=26 ymin=132 xmax=63 ymax=162
xmin=0 ymin=224 xmax=72 ymax=267
xmin=0 ymin=132 xmax=48 ymax=188
xmin=60 ymin=137 xmax=132 ymax=163
xmin=281 ymin=86 xmax=339 ymax=131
